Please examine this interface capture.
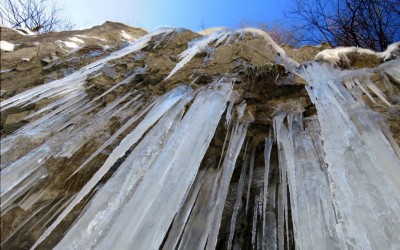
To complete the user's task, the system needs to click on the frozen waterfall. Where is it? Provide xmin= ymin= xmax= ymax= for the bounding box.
xmin=1 ymin=25 xmax=400 ymax=250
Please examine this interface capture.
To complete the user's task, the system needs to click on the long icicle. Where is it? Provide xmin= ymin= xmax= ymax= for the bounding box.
xmin=302 ymin=62 xmax=400 ymax=249
xmin=227 ymin=141 xmax=249 ymax=250
xmin=55 ymin=90 xmax=194 ymax=249
xmin=95 ymin=82 xmax=232 ymax=250
xmin=262 ymin=131 xmax=273 ymax=250
xmin=245 ymin=146 xmax=256 ymax=213
xmin=162 ymin=168 xmax=207 ymax=250
xmin=31 ymin=85 xmax=190 ymax=249
xmin=206 ymin=102 xmax=249 ymax=250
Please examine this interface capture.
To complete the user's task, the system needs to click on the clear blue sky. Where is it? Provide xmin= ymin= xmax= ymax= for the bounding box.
xmin=60 ymin=0 xmax=293 ymax=31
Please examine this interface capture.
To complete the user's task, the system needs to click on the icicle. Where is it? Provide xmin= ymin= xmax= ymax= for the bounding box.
xmin=252 ymin=194 xmax=261 ymax=249
xmin=274 ymin=113 xmax=342 ymax=249
xmin=342 ymin=73 xmax=392 ymax=106
xmin=1 ymin=200 xmax=52 ymax=247
xmin=55 ymin=94 xmax=190 ymax=249
xmin=264 ymin=178 xmax=278 ymax=250
xmin=277 ymin=174 xmax=285 ymax=250
xmin=245 ymin=147 xmax=255 ymax=213
xmin=162 ymin=168 xmax=207 ymax=250
xmin=262 ymin=131 xmax=273 ymax=249
xmin=69 ymin=85 xmax=189 ymax=177
xmin=274 ymin=114 xmax=288 ymax=250
xmin=94 ymin=82 xmax=231 ymax=250
xmin=206 ymin=104 xmax=249 ymax=250
xmin=90 ymin=74 xmax=138 ymax=102
xmin=353 ymin=77 xmax=377 ymax=103
xmin=28 ymin=196 xmax=68 ymax=231
xmin=379 ymin=59 xmax=400 ymax=83
xmin=225 ymin=101 xmax=234 ymax=126
xmin=1 ymin=28 xmax=174 ymax=112
xmin=1 ymin=93 xmax=88 ymax=161
xmin=177 ymin=167 xmax=221 ymax=250
xmin=67 ymin=101 xmax=145 ymax=178
xmin=301 ymin=62 xmax=400 ymax=249
xmin=165 ymin=30 xmax=230 ymax=80
xmin=38 ymin=195 xmax=75 ymax=232
xmin=18 ymin=188 xmax=48 ymax=211
xmin=23 ymin=89 xmax=83 ymax=120
xmin=364 ymin=77 xmax=391 ymax=105
xmin=1 ymin=91 xmax=146 ymax=212
xmin=227 ymin=145 xmax=249 ymax=250
xmin=1 ymin=159 xmax=48 ymax=211
xmin=31 ymin=85 xmax=191 ymax=250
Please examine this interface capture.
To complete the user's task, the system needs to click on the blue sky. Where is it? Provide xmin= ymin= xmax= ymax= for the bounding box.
xmin=60 ymin=0 xmax=293 ymax=31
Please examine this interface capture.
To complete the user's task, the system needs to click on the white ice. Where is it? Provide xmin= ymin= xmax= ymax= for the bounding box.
xmin=301 ymin=62 xmax=400 ymax=249
xmin=0 ymin=40 xmax=15 ymax=51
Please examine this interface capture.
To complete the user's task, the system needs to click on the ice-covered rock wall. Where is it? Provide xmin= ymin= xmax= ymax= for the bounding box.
xmin=1 ymin=24 xmax=400 ymax=249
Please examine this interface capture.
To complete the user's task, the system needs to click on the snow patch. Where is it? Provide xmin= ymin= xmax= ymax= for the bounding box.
xmin=315 ymin=47 xmax=377 ymax=64
xmin=76 ymin=34 xmax=107 ymax=42
xmin=197 ymin=27 xmax=226 ymax=35
xmin=120 ymin=30 xmax=133 ymax=40
xmin=315 ymin=42 xmax=400 ymax=64
xmin=69 ymin=37 xmax=85 ymax=44
xmin=240 ymin=28 xmax=300 ymax=68
xmin=0 ymin=69 xmax=13 ymax=73
xmin=0 ymin=41 xmax=15 ymax=51
xmin=63 ymin=41 xmax=80 ymax=49
xmin=381 ymin=42 xmax=400 ymax=61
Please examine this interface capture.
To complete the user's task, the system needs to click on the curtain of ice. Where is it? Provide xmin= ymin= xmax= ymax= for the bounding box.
xmin=38 ymin=81 xmax=233 ymax=250
xmin=273 ymin=113 xmax=342 ymax=250
xmin=0 ymin=28 xmax=175 ymax=111
xmin=301 ymin=62 xmax=400 ymax=249
xmin=206 ymin=102 xmax=250 ymax=250
xmin=0 ymin=28 xmax=178 ymax=214
xmin=163 ymin=102 xmax=249 ymax=250
xmin=94 ymin=82 xmax=232 ymax=250
xmin=30 ymin=85 xmax=192 ymax=249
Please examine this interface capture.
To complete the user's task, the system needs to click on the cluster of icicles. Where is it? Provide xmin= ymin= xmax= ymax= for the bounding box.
xmin=1 ymin=28 xmax=400 ymax=250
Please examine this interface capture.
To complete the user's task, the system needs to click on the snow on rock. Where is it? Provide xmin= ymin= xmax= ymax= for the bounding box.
xmin=240 ymin=28 xmax=300 ymax=69
xmin=68 ymin=37 xmax=85 ymax=44
xmin=315 ymin=42 xmax=400 ymax=64
xmin=197 ymin=27 xmax=227 ymax=35
xmin=63 ymin=41 xmax=80 ymax=49
xmin=0 ymin=41 xmax=15 ymax=51
xmin=76 ymin=34 xmax=107 ymax=42
xmin=120 ymin=30 xmax=134 ymax=41
xmin=381 ymin=42 xmax=400 ymax=61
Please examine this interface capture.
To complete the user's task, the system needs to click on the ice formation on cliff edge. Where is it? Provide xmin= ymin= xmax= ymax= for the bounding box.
xmin=1 ymin=25 xmax=400 ymax=249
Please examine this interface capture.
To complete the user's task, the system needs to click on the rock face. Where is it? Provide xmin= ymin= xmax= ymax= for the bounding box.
xmin=1 ymin=23 xmax=400 ymax=250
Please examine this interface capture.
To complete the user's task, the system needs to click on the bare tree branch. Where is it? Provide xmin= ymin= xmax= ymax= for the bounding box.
xmin=286 ymin=0 xmax=400 ymax=51
xmin=0 ymin=0 xmax=74 ymax=32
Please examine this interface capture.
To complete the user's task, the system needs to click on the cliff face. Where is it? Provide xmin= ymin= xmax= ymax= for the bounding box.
xmin=1 ymin=23 xmax=400 ymax=250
